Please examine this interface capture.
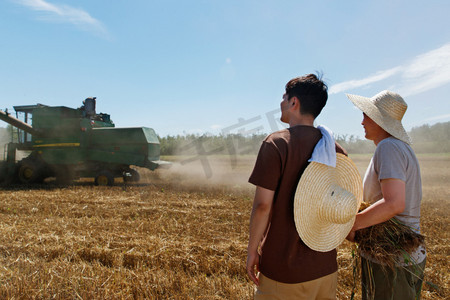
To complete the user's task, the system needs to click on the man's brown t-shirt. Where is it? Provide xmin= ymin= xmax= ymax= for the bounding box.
xmin=249 ymin=125 xmax=346 ymax=283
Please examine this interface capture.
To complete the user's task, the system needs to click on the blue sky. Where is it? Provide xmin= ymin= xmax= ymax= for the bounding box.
xmin=1 ymin=0 xmax=449 ymax=139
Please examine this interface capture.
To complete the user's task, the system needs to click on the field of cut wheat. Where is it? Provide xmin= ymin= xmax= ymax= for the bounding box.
xmin=0 ymin=154 xmax=448 ymax=299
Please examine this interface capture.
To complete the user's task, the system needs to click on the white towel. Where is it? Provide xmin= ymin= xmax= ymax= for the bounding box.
xmin=308 ymin=125 xmax=336 ymax=167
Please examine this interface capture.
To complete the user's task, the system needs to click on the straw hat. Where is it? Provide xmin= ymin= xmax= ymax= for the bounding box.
xmin=294 ymin=153 xmax=363 ymax=252
xmin=346 ymin=90 xmax=411 ymax=144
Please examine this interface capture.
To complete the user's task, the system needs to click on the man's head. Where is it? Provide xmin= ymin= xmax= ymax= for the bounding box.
xmin=361 ymin=113 xmax=391 ymax=144
xmin=284 ymin=73 xmax=328 ymax=119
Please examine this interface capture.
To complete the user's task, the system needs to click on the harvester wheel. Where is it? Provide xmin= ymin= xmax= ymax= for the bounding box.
xmin=95 ymin=170 xmax=114 ymax=186
xmin=123 ymin=169 xmax=140 ymax=183
xmin=18 ymin=161 xmax=43 ymax=184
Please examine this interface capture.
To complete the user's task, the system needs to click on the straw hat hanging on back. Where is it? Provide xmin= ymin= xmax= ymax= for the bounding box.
xmin=294 ymin=153 xmax=363 ymax=252
xmin=346 ymin=90 xmax=411 ymax=144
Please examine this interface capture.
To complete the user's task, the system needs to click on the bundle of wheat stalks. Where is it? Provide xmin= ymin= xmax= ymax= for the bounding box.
xmin=354 ymin=202 xmax=425 ymax=269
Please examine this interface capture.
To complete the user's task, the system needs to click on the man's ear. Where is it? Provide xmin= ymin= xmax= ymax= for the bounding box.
xmin=290 ymin=96 xmax=300 ymax=110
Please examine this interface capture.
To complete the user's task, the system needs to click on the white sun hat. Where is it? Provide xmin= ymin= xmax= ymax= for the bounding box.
xmin=294 ymin=153 xmax=363 ymax=252
xmin=346 ymin=90 xmax=411 ymax=144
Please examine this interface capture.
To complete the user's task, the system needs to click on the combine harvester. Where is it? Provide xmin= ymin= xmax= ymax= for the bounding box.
xmin=0 ymin=97 xmax=169 ymax=185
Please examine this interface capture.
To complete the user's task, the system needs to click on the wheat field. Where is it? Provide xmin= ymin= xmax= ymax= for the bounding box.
xmin=0 ymin=154 xmax=448 ymax=299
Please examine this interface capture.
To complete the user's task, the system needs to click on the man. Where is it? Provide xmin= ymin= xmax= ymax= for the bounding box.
xmin=346 ymin=90 xmax=426 ymax=300
xmin=246 ymin=74 xmax=346 ymax=299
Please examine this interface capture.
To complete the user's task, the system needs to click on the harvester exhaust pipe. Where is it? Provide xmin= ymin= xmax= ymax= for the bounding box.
xmin=83 ymin=97 xmax=96 ymax=117
xmin=0 ymin=109 xmax=40 ymax=136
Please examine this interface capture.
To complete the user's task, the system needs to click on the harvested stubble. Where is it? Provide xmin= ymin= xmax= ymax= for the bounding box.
xmin=0 ymin=154 xmax=448 ymax=299
xmin=0 ymin=183 xmax=253 ymax=299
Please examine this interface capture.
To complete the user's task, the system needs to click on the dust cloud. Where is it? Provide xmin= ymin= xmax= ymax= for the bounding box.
xmin=143 ymin=155 xmax=258 ymax=195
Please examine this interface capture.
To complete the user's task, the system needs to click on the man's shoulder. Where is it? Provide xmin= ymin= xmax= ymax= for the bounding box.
xmin=376 ymin=137 xmax=410 ymax=154
xmin=374 ymin=137 xmax=421 ymax=169
xmin=265 ymin=125 xmax=320 ymax=142
xmin=264 ymin=128 xmax=290 ymax=143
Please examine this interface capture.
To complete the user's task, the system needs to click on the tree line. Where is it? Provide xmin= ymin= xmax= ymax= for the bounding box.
xmin=157 ymin=121 xmax=450 ymax=156
xmin=1 ymin=121 xmax=449 ymax=156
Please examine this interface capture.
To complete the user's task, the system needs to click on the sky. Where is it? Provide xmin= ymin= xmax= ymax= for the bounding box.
xmin=1 ymin=0 xmax=450 ymax=139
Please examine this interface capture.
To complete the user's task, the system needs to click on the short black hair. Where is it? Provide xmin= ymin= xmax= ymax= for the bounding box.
xmin=285 ymin=73 xmax=328 ymax=118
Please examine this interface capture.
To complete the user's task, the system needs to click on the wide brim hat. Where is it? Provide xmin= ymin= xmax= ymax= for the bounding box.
xmin=294 ymin=153 xmax=363 ymax=252
xmin=346 ymin=90 xmax=411 ymax=144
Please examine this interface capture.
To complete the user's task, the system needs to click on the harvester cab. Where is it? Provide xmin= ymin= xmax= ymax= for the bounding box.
xmin=0 ymin=98 xmax=169 ymax=185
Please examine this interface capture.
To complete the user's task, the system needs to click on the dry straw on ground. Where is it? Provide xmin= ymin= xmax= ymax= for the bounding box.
xmin=0 ymin=154 xmax=448 ymax=299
